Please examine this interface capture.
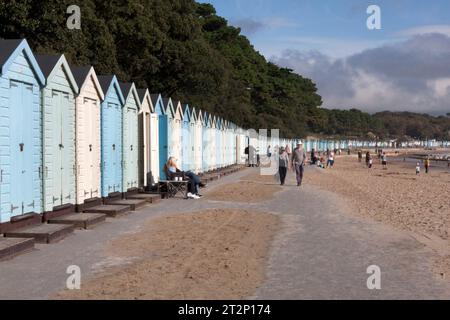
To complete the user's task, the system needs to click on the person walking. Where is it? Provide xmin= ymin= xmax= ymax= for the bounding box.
xmin=291 ymin=142 xmax=307 ymax=187
xmin=416 ymin=162 xmax=421 ymax=175
xmin=365 ymin=151 xmax=371 ymax=167
xmin=278 ymin=147 xmax=289 ymax=186
xmin=382 ymin=152 xmax=388 ymax=170
xmin=327 ymin=150 xmax=335 ymax=168
xmin=358 ymin=150 xmax=363 ymax=163
xmin=424 ymin=157 xmax=430 ymax=174
xmin=267 ymin=145 xmax=272 ymax=159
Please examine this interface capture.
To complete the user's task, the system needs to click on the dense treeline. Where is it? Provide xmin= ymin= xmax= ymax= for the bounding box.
xmin=1 ymin=0 xmax=449 ymax=140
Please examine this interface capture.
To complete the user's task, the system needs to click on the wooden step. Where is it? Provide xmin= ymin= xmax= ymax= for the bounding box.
xmin=105 ymin=199 xmax=147 ymax=211
xmin=83 ymin=205 xmax=130 ymax=217
xmin=0 ymin=238 xmax=35 ymax=261
xmin=4 ymin=224 xmax=74 ymax=244
xmin=47 ymin=213 xmax=106 ymax=230
xmin=126 ymin=193 xmax=161 ymax=204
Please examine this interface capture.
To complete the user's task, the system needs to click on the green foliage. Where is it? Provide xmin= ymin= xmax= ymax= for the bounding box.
xmin=1 ymin=0 xmax=448 ymax=140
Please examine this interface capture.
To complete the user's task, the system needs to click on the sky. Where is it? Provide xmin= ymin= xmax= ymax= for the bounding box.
xmin=201 ymin=0 xmax=450 ymax=115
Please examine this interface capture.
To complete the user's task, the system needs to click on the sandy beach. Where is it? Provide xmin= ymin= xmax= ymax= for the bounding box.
xmin=56 ymin=209 xmax=280 ymax=300
xmin=205 ymin=173 xmax=282 ymax=203
xmin=304 ymin=153 xmax=450 ymax=277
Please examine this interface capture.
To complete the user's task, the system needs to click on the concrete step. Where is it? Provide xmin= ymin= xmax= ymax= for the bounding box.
xmin=4 ymin=223 xmax=74 ymax=244
xmin=47 ymin=213 xmax=106 ymax=230
xmin=126 ymin=193 xmax=161 ymax=204
xmin=0 ymin=237 xmax=35 ymax=261
xmin=105 ymin=199 xmax=147 ymax=211
xmin=83 ymin=205 xmax=130 ymax=217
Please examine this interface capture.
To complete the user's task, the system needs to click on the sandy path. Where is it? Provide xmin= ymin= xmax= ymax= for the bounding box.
xmin=56 ymin=209 xmax=280 ymax=300
xmin=205 ymin=173 xmax=282 ymax=203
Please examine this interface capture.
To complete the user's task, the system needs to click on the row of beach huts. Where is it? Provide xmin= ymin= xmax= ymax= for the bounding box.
xmin=0 ymin=39 xmax=448 ymax=260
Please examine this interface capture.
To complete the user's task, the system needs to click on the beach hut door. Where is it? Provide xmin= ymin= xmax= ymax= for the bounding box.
xmin=51 ymin=91 xmax=72 ymax=206
xmin=10 ymin=81 xmax=34 ymax=216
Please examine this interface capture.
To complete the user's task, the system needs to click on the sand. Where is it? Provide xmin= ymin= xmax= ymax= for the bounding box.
xmin=56 ymin=209 xmax=280 ymax=300
xmin=205 ymin=173 xmax=282 ymax=203
xmin=305 ymin=155 xmax=450 ymax=277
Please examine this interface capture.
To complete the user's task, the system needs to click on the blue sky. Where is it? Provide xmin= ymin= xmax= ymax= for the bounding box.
xmin=201 ymin=0 xmax=450 ymax=114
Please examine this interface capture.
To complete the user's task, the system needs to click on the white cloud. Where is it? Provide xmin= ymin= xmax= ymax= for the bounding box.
xmin=270 ymin=33 xmax=450 ymax=115
xmin=397 ymin=25 xmax=450 ymax=37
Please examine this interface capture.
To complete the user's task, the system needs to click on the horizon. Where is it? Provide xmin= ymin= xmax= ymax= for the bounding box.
xmin=202 ymin=0 xmax=450 ymax=116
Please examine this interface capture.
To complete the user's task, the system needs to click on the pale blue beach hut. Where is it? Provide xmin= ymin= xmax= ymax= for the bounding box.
xmin=0 ymin=39 xmax=45 ymax=223
xmin=36 ymin=54 xmax=79 ymax=215
xmin=98 ymin=75 xmax=125 ymax=198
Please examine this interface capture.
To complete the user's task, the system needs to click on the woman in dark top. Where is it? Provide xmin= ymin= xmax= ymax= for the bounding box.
xmin=278 ymin=147 xmax=289 ymax=186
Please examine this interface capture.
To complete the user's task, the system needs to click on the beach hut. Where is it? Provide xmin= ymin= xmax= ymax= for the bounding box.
xmin=36 ymin=54 xmax=78 ymax=214
xmin=209 ymin=114 xmax=217 ymax=170
xmin=71 ymin=66 xmax=104 ymax=207
xmin=138 ymin=89 xmax=159 ymax=186
xmin=223 ymin=120 xmax=230 ymax=166
xmin=170 ymin=100 xmax=183 ymax=168
xmin=194 ymin=109 xmax=203 ymax=174
xmin=97 ymin=75 xmax=125 ymax=198
xmin=119 ymin=82 xmax=141 ymax=192
xmin=215 ymin=116 xmax=222 ymax=169
xmin=153 ymin=95 xmax=169 ymax=180
xmin=229 ymin=123 xmax=237 ymax=166
xmin=181 ymin=104 xmax=193 ymax=172
xmin=0 ymin=39 xmax=45 ymax=223
xmin=202 ymin=111 xmax=211 ymax=172
xmin=162 ymin=98 xmax=176 ymax=170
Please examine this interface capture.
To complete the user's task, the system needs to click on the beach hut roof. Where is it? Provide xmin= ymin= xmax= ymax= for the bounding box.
xmin=97 ymin=74 xmax=115 ymax=93
xmin=137 ymin=88 xmax=154 ymax=113
xmin=119 ymin=81 xmax=141 ymax=110
xmin=34 ymin=54 xmax=60 ymax=78
xmin=0 ymin=39 xmax=22 ymax=68
xmin=150 ymin=93 xmax=161 ymax=105
xmin=151 ymin=93 xmax=165 ymax=114
xmin=97 ymin=75 xmax=125 ymax=105
xmin=190 ymin=106 xmax=197 ymax=122
xmin=35 ymin=54 xmax=79 ymax=93
xmin=0 ymin=38 xmax=45 ymax=85
xmin=181 ymin=104 xmax=191 ymax=119
xmin=162 ymin=97 xmax=175 ymax=117
xmin=71 ymin=66 xmax=92 ymax=88
xmin=137 ymin=88 xmax=147 ymax=102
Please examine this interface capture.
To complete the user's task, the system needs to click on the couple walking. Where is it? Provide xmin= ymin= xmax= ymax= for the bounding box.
xmin=278 ymin=142 xmax=306 ymax=187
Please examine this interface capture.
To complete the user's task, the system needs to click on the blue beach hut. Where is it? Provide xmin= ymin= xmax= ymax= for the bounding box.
xmin=0 ymin=39 xmax=45 ymax=223
xmin=98 ymin=75 xmax=125 ymax=198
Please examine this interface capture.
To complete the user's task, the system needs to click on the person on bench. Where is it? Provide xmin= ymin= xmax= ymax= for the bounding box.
xmin=164 ymin=157 xmax=204 ymax=199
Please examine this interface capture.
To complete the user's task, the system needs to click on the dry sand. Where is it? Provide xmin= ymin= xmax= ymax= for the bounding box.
xmin=57 ymin=209 xmax=280 ymax=300
xmin=205 ymin=173 xmax=282 ymax=203
xmin=305 ymin=155 xmax=450 ymax=278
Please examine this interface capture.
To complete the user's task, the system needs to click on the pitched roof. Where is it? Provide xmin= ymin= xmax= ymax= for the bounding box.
xmin=0 ymin=39 xmax=22 ymax=68
xmin=71 ymin=65 xmax=92 ymax=88
xmin=150 ymin=94 xmax=160 ymax=105
xmin=35 ymin=54 xmax=60 ymax=78
xmin=119 ymin=82 xmax=133 ymax=97
xmin=97 ymin=75 xmax=115 ymax=94
xmin=137 ymin=89 xmax=147 ymax=102
xmin=181 ymin=104 xmax=190 ymax=115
